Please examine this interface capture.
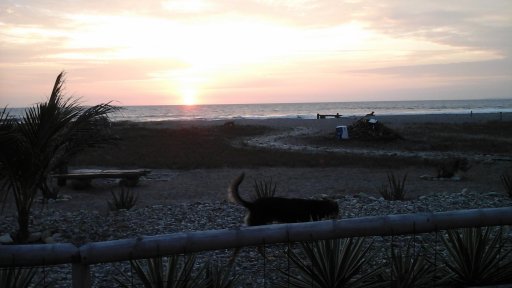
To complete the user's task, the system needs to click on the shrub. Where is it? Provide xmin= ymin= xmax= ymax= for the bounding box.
xmin=0 ymin=72 xmax=117 ymax=242
xmin=501 ymin=172 xmax=512 ymax=198
xmin=379 ymin=172 xmax=408 ymax=201
xmin=0 ymin=267 xmax=50 ymax=288
xmin=115 ymin=255 xmax=239 ymax=288
xmin=278 ymin=238 xmax=383 ymax=288
xmin=442 ymin=227 xmax=512 ymax=286
xmin=108 ymin=186 xmax=138 ymax=211
xmin=253 ymin=178 xmax=277 ymax=199
xmin=384 ymin=240 xmax=437 ymax=288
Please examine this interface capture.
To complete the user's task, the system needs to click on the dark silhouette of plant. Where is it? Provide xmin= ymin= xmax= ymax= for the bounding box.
xmin=0 ymin=72 xmax=118 ymax=242
xmin=108 ymin=186 xmax=138 ymax=211
xmin=278 ymin=238 xmax=384 ymax=288
xmin=501 ymin=172 xmax=512 ymax=198
xmin=115 ymin=255 xmax=239 ymax=288
xmin=379 ymin=172 xmax=407 ymax=201
xmin=253 ymin=177 xmax=277 ymax=199
xmin=383 ymin=240 xmax=437 ymax=288
xmin=442 ymin=227 xmax=512 ymax=286
xmin=0 ymin=267 xmax=51 ymax=287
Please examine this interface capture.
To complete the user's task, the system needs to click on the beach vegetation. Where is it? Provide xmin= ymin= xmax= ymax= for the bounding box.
xmin=253 ymin=178 xmax=277 ymax=199
xmin=115 ymin=255 xmax=239 ymax=288
xmin=0 ymin=267 xmax=51 ymax=288
xmin=442 ymin=226 xmax=512 ymax=286
xmin=108 ymin=186 xmax=138 ymax=211
xmin=379 ymin=172 xmax=408 ymax=201
xmin=0 ymin=71 xmax=118 ymax=242
xmin=501 ymin=171 xmax=512 ymax=198
xmin=383 ymin=240 xmax=438 ymax=288
xmin=278 ymin=237 xmax=384 ymax=288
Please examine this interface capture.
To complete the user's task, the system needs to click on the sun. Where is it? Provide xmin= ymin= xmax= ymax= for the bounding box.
xmin=181 ymin=88 xmax=198 ymax=105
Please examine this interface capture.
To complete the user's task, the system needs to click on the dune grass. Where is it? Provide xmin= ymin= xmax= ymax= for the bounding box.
xmin=72 ymin=123 xmax=423 ymax=169
xmin=72 ymin=120 xmax=511 ymax=170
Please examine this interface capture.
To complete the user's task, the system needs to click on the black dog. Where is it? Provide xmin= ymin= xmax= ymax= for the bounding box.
xmin=229 ymin=173 xmax=339 ymax=226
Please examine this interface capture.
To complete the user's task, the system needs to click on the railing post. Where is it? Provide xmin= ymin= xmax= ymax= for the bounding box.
xmin=72 ymin=263 xmax=91 ymax=288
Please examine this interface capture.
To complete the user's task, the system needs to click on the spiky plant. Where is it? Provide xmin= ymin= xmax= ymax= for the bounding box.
xmin=0 ymin=267 xmax=51 ymax=288
xmin=253 ymin=178 xmax=277 ymax=199
xmin=442 ymin=226 xmax=512 ymax=286
xmin=115 ymin=255 xmax=238 ymax=288
xmin=501 ymin=172 xmax=512 ymax=198
xmin=384 ymin=240 xmax=437 ymax=288
xmin=203 ymin=262 xmax=240 ymax=288
xmin=380 ymin=172 xmax=407 ymax=201
xmin=278 ymin=238 xmax=384 ymax=288
xmin=108 ymin=186 xmax=138 ymax=211
xmin=115 ymin=255 xmax=204 ymax=288
xmin=0 ymin=72 xmax=118 ymax=242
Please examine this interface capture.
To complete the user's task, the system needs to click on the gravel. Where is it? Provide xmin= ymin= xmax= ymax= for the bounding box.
xmin=1 ymin=188 xmax=511 ymax=287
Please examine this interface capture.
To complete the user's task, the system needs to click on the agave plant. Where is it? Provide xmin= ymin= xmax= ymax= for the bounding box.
xmin=108 ymin=186 xmax=138 ymax=211
xmin=115 ymin=255 xmax=238 ymax=288
xmin=442 ymin=226 xmax=512 ymax=286
xmin=384 ymin=240 xmax=437 ymax=288
xmin=0 ymin=72 xmax=118 ymax=242
xmin=253 ymin=178 xmax=277 ymax=199
xmin=203 ymin=262 xmax=240 ymax=288
xmin=278 ymin=238 xmax=384 ymax=288
xmin=115 ymin=255 xmax=203 ymax=288
xmin=501 ymin=172 xmax=512 ymax=198
xmin=380 ymin=172 xmax=407 ymax=201
xmin=0 ymin=267 xmax=51 ymax=288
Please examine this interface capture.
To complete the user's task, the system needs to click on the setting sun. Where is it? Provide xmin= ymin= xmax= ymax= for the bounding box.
xmin=181 ymin=88 xmax=198 ymax=106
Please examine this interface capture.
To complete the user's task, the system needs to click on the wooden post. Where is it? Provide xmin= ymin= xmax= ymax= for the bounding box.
xmin=72 ymin=263 xmax=91 ymax=288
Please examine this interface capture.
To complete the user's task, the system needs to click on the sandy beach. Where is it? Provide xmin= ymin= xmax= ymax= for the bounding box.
xmin=4 ymin=112 xmax=509 ymax=212
xmin=1 ymin=112 xmax=511 ymax=287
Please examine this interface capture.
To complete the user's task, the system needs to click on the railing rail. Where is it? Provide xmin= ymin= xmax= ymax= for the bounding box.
xmin=1 ymin=207 xmax=511 ymax=287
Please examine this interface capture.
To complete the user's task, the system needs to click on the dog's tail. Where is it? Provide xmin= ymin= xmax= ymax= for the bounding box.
xmin=228 ymin=173 xmax=251 ymax=208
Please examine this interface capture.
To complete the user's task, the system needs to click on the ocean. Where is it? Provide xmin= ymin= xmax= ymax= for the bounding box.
xmin=6 ymin=99 xmax=512 ymax=122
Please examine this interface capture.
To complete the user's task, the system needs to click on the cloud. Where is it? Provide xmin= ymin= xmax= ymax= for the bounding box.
xmin=357 ymin=1 xmax=512 ymax=57
xmin=352 ymin=58 xmax=512 ymax=79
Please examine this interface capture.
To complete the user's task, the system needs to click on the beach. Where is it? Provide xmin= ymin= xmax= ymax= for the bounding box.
xmin=2 ymin=112 xmax=511 ymax=211
xmin=1 ymin=112 xmax=511 ymax=286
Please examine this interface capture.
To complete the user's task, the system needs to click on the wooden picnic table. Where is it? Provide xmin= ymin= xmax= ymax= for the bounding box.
xmin=51 ymin=169 xmax=151 ymax=189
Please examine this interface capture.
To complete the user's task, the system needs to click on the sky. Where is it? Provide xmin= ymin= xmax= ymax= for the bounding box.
xmin=1 ymin=0 xmax=511 ymax=107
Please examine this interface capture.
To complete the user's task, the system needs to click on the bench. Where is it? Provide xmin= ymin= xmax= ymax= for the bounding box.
xmin=51 ymin=169 xmax=151 ymax=190
xmin=317 ymin=113 xmax=342 ymax=119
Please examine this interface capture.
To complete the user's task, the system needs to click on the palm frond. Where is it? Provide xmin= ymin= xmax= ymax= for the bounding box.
xmin=0 ymin=71 xmax=119 ymax=242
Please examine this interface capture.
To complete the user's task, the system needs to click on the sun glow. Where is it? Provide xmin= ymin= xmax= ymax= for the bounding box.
xmin=181 ymin=88 xmax=198 ymax=106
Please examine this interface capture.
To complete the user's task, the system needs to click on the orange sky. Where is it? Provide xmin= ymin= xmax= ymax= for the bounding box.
xmin=1 ymin=1 xmax=511 ymax=107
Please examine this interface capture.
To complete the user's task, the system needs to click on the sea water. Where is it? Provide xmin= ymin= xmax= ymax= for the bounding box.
xmin=6 ymin=99 xmax=512 ymax=122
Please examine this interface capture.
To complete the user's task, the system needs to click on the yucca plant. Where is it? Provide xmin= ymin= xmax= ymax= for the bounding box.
xmin=501 ymin=172 xmax=512 ymax=198
xmin=108 ymin=186 xmax=138 ymax=211
xmin=115 ymin=255 xmax=204 ymax=288
xmin=203 ymin=262 xmax=240 ymax=288
xmin=0 ymin=72 xmax=118 ymax=242
xmin=442 ymin=226 xmax=512 ymax=286
xmin=380 ymin=172 xmax=407 ymax=201
xmin=278 ymin=238 xmax=384 ymax=288
xmin=115 ymin=255 xmax=239 ymax=288
xmin=253 ymin=178 xmax=277 ymax=199
xmin=384 ymin=240 xmax=437 ymax=288
xmin=0 ymin=267 xmax=51 ymax=288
